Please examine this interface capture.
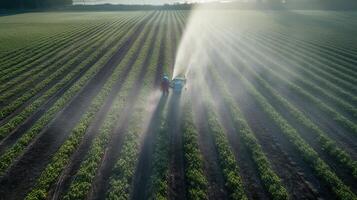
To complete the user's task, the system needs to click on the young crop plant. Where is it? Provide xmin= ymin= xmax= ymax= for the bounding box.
xmin=260 ymin=32 xmax=357 ymax=86
xmin=0 ymin=20 xmax=110 ymax=83
xmin=0 ymin=18 xmax=121 ymax=93
xmin=0 ymin=17 xmax=140 ymax=140
xmin=107 ymin=14 xmax=164 ymax=199
xmin=204 ymin=105 xmax=248 ymax=200
xmin=241 ymin=32 xmax=357 ymax=106
xmin=0 ymin=23 xmax=96 ymax=73
xmin=0 ymin=19 xmax=133 ymax=118
xmin=147 ymin=106 xmax=170 ymax=200
xmin=63 ymin=13 xmax=160 ymax=200
xmin=24 ymin=15 xmax=150 ymax=200
xmin=181 ymin=102 xmax=208 ymax=200
xmin=233 ymin=33 xmax=357 ymax=120
xmin=0 ymin=14 xmax=151 ymax=176
xmin=230 ymin=53 xmax=357 ymax=179
xmin=248 ymin=32 xmax=357 ymax=95
xmin=216 ymin=32 xmax=357 ymax=135
xmin=208 ymin=68 xmax=289 ymax=200
xmin=216 ymin=53 xmax=357 ymax=200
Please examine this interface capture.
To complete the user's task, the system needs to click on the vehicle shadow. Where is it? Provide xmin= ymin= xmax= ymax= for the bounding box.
xmin=131 ymin=94 xmax=168 ymax=200
xmin=167 ymin=91 xmax=186 ymax=200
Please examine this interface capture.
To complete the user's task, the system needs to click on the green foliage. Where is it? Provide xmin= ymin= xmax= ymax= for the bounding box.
xmin=209 ymin=69 xmax=289 ymax=200
xmin=0 ymin=14 xmax=145 ymax=177
xmin=181 ymin=102 xmax=208 ymax=200
xmin=24 ymin=14 xmax=148 ymax=200
xmin=217 ymin=56 xmax=356 ymax=199
xmin=64 ymin=13 xmax=160 ymax=199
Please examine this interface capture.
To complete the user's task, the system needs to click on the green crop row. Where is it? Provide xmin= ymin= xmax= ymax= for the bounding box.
xmin=0 ymin=23 xmax=80 ymax=68
xmin=0 ymin=16 xmax=141 ymax=141
xmin=24 ymin=13 xmax=150 ymax=200
xmin=237 ymin=58 xmax=357 ymax=179
xmin=0 ymin=16 xmax=111 ymax=72
xmin=220 ymin=32 xmax=357 ymax=135
xmin=63 ymin=13 xmax=159 ymax=200
xmin=0 ymin=19 xmax=117 ymax=92
xmin=0 ymin=18 xmax=131 ymax=119
xmin=147 ymin=106 xmax=170 ymax=200
xmin=242 ymin=32 xmax=357 ymax=106
xmin=194 ymin=69 xmax=247 ymax=200
xmin=271 ymin=27 xmax=357 ymax=62
xmin=0 ymin=13 xmax=152 ymax=177
xmin=0 ymin=20 xmax=100 ymax=75
xmin=217 ymin=54 xmax=356 ymax=199
xmin=0 ymin=18 xmax=122 ymax=106
xmin=243 ymin=27 xmax=357 ymax=93
xmin=232 ymin=32 xmax=357 ymax=121
xmin=181 ymin=102 xmax=208 ymax=200
xmin=0 ymin=18 xmax=94 ymax=62
xmin=204 ymin=105 xmax=248 ymax=200
xmin=106 ymin=14 xmax=163 ymax=199
xmin=215 ymin=29 xmax=357 ymax=177
xmin=251 ymin=32 xmax=357 ymax=92
xmin=268 ymin=30 xmax=357 ymax=76
xmin=245 ymin=32 xmax=357 ymax=106
xmin=208 ymin=68 xmax=289 ymax=200
xmin=146 ymin=11 xmax=180 ymax=200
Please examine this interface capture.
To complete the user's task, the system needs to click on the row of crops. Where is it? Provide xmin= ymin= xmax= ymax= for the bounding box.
xmin=0 ymin=10 xmax=356 ymax=200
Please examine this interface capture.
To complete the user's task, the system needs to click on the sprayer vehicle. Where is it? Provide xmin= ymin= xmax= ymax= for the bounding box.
xmin=161 ymin=74 xmax=186 ymax=95
xmin=170 ymin=75 xmax=186 ymax=94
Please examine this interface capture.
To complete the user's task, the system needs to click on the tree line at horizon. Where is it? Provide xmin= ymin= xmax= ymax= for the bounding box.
xmin=0 ymin=0 xmax=73 ymax=9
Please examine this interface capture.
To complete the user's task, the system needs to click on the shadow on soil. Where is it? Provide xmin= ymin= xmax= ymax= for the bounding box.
xmin=131 ymin=95 xmax=168 ymax=200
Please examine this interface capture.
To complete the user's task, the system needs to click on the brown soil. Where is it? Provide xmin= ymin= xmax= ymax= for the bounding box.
xmin=167 ymin=93 xmax=185 ymax=200
xmin=0 ymin=13 xmax=155 ymax=200
xmin=205 ymin=71 xmax=271 ymax=200
xmin=0 ymin=18 xmax=136 ymax=155
xmin=87 ymin=13 xmax=161 ymax=200
xmin=0 ymin=20 xmax=112 ymax=95
xmin=213 ymin=57 xmax=333 ymax=199
xmin=130 ymin=96 xmax=168 ymax=200
xmin=192 ymin=95 xmax=229 ymax=200
xmin=246 ymin=69 xmax=357 ymax=193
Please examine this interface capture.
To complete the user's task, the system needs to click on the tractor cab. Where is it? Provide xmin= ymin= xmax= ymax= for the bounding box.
xmin=170 ymin=76 xmax=186 ymax=93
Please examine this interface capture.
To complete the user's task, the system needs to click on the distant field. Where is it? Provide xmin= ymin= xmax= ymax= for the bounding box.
xmin=0 ymin=10 xmax=356 ymax=200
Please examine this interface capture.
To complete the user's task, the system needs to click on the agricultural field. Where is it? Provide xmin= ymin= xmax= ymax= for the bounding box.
xmin=0 ymin=9 xmax=356 ymax=200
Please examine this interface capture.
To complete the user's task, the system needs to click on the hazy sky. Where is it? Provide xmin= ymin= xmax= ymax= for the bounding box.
xmin=73 ymin=0 xmax=221 ymax=5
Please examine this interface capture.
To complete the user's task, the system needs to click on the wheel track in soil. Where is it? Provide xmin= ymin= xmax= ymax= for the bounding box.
xmin=0 ymin=19 xmax=117 ymax=94
xmin=0 ymin=18 xmax=111 ymax=86
xmin=167 ymin=12 xmax=186 ymax=200
xmin=217 ymin=28 xmax=357 ymax=156
xmin=233 ymin=47 xmax=357 ymax=183
xmin=0 ymin=17 xmax=139 ymax=155
xmin=0 ymin=23 xmax=90 ymax=73
xmin=239 ymin=31 xmax=357 ymax=107
xmin=191 ymin=89 xmax=229 ymax=200
xmin=167 ymin=93 xmax=185 ymax=200
xmin=238 ymin=52 xmax=357 ymax=180
xmin=0 ymin=12 xmax=156 ymax=200
xmin=0 ymin=15 xmax=113 ymax=71
xmin=0 ymin=20 xmax=97 ymax=65
xmin=0 ymin=17 xmax=134 ymax=130
xmin=238 ymin=46 xmax=357 ymax=155
xmin=131 ymin=96 xmax=168 ymax=200
xmin=0 ymin=19 xmax=126 ymax=109
xmin=86 ymin=13 xmax=163 ymax=200
xmin=130 ymin=12 xmax=170 ymax=200
xmin=203 ymin=71 xmax=272 ymax=200
xmin=209 ymin=25 xmax=357 ymax=194
xmin=209 ymin=51 xmax=333 ymax=199
xmin=49 ymin=12 xmax=159 ymax=200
